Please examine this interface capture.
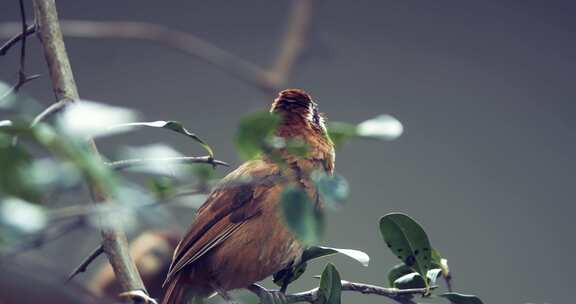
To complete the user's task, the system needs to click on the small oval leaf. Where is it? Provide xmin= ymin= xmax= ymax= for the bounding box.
xmin=111 ymin=120 xmax=214 ymax=157
xmin=318 ymin=263 xmax=342 ymax=304
xmin=379 ymin=213 xmax=432 ymax=287
xmin=281 ymin=186 xmax=324 ymax=245
xmin=302 ymin=246 xmax=369 ymax=267
xmin=356 ymin=114 xmax=403 ymax=140
xmin=311 ymin=171 xmax=349 ymax=209
xmin=235 ymin=111 xmax=280 ymax=160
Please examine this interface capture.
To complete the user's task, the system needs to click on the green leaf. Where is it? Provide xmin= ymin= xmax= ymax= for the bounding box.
xmin=0 ymin=134 xmax=39 ymax=203
xmin=57 ymin=100 xmax=139 ymax=138
xmin=379 ymin=213 xmax=432 ymax=287
xmin=393 ymin=268 xmax=442 ymax=289
xmin=235 ymin=111 xmax=280 ymax=160
xmin=280 ymin=186 xmax=324 ymax=245
xmin=311 ymin=171 xmax=349 ymax=209
xmin=273 ymin=261 xmax=308 ymax=289
xmin=273 ymin=245 xmax=368 ymax=289
xmin=112 ymin=121 xmax=214 ymax=158
xmin=356 ymin=114 xmax=403 ymax=140
xmin=318 ymin=263 xmax=342 ymax=304
xmin=302 ymin=246 xmax=369 ymax=266
xmin=439 ymin=293 xmax=484 ymax=304
xmin=387 ymin=263 xmax=414 ymax=287
xmin=0 ymin=197 xmax=47 ymax=237
xmin=327 ymin=121 xmax=357 ymax=148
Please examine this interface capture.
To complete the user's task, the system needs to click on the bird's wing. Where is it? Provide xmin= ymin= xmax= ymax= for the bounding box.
xmin=163 ymin=160 xmax=281 ymax=286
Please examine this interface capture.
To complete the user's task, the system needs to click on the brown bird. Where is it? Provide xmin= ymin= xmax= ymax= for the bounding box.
xmin=162 ymin=89 xmax=335 ymax=304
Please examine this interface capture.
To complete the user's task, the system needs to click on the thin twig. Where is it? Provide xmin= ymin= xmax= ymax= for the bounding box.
xmin=67 ymin=244 xmax=104 ymax=282
xmin=248 ymin=280 xmax=429 ymax=304
xmin=32 ymin=1 xmax=150 ymax=302
xmin=31 ymin=97 xmax=70 ymax=126
xmin=0 ymin=1 xmax=40 ymax=99
xmin=0 ymin=23 xmax=35 ymax=55
xmin=107 ymin=156 xmax=229 ymax=171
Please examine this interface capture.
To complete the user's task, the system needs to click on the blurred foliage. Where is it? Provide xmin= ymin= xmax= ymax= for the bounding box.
xmin=0 ymin=82 xmax=483 ymax=304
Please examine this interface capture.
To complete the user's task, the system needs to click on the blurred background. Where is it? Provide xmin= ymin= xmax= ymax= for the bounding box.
xmin=1 ymin=1 xmax=575 ymax=303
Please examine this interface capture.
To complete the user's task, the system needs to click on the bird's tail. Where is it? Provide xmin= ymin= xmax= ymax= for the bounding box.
xmin=162 ymin=273 xmax=188 ymax=304
xmin=162 ymin=273 xmax=208 ymax=304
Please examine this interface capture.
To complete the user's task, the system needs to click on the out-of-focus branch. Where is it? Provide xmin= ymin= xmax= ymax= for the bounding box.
xmin=31 ymin=1 xmax=151 ymax=303
xmin=67 ymin=245 xmax=104 ymax=282
xmin=268 ymin=0 xmax=314 ymax=86
xmin=0 ymin=0 xmax=315 ymax=94
xmin=107 ymin=155 xmax=229 ymax=170
xmin=248 ymin=280 xmax=429 ymax=304
xmin=0 ymin=0 xmax=40 ymax=99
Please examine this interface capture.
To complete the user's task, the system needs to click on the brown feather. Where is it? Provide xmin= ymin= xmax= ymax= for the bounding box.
xmin=162 ymin=89 xmax=334 ymax=304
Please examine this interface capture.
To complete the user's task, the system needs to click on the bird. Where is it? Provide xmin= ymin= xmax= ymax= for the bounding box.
xmin=162 ymin=89 xmax=335 ymax=304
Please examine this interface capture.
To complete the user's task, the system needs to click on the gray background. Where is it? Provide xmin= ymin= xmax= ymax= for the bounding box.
xmin=2 ymin=1 xmax=575 ymax=303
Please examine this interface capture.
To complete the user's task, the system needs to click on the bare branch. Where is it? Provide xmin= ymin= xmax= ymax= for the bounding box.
xmin=32 ymin=0 xmax=148 ymax=301
xmin=67 ymin=245 xmax=104 ymax=282
xmin=1 ymin=0 xmax=315 ymax=94
xmin=0 ymin=23 xmax=35 ymax=56
xmin=269 ymin=0 xmax=314 ymax=86
xmin=249 ymin=280 xmax=429 ymax=304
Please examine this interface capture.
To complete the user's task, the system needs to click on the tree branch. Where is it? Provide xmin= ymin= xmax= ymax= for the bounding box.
xmin=31 ymin=1 xmax=150 ymax=302
xmin=269 ymin=0 xmax=314 ymax=86
xmin=1 ymin=0 xmax=315 ymax=94
xmin=107 ymin=155 xmax=229 ymax=170
xmin=249 ymin=280 xmax=429 ymax=304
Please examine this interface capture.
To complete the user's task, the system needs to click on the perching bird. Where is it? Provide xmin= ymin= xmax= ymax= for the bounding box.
xmin=162 ymin=89 xmax=335 ymax=304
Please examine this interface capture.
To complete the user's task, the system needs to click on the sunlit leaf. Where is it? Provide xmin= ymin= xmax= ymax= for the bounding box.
xmin=111 ymin=120 xmax=214 ymax=157
xmin=311 ymin=171 xmax=349 ymax=209
xmin=0 ymin=81 xmax=17 ymax=109
xmin=318 ymin=263 xmax=342 ymax=304
xmin=281 ymin=186 xmax=324 ymax=245
xmin=302 ymin=246 xmax=369 ymax=267
xmin=356 ymin=114 xmax=403 ymax=140
xmin=57 ymin=100 xmax=139 ymax=138
xmin=0 ymin=197 xmax=47 ymax=235
xmin=379 ymin=213 xmax=432 ymax=287
xmin=439 ymin=293 xmax=484 ymax=304
xmin=235 ymin=111 xmax=280 ymax=160
xmin=393 ymin=268 xmax=442 ymax=289
xmin=22 ymin=159 xmax=82 ymax=191
xmin=387 ymin=263 xmax=414 ymax=287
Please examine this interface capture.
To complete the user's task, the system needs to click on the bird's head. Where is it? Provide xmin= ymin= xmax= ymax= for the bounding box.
xmin=270 ymin=89 xmax=327 ymax=136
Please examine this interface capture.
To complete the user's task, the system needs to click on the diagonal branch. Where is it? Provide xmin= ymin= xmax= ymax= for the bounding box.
xmin=67 ymin=244 xmax=104 ymax=282
xmin=31 ymin=1 xmax=151 ymax=303
xmin=0 ymin=0 xmax=315 ymax=94
xmin=107 ymin=155 xmax=229 ymax=170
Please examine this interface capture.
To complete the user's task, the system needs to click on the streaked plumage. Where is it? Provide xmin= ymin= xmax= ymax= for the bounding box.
xmin=162 ymin=89 xmax=334 ymax=304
